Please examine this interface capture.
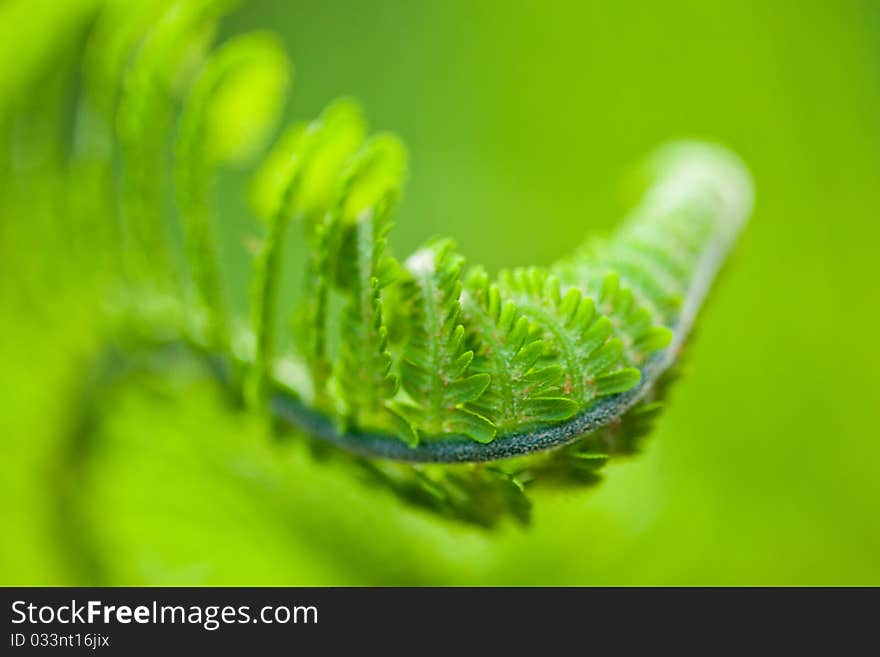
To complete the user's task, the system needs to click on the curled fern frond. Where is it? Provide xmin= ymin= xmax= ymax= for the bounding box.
xmin=270 ymin=143 xmax=752 ymax=465
xmin=25 ymin=0 xmax=754 ymax=526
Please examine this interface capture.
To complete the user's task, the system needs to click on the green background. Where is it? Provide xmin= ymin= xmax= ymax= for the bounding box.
xmin=1 ymin=0 xmax=879 ymax=585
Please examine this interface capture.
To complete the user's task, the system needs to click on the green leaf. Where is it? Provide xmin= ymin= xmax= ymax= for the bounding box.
xmin=498 ymin=267 xmax=636 ymax=408
xmin=447 ymin=408 xmax=496 ymax=444
xmin=249 ymin=99 xmax=367 ymax=224
xmin=198 ymin=33 xmax=291 ymax=165
xmin=462 ymin=266 xmax=577 ymax=433
xmin=395 ymin=240 xmax=499 ymax=443
xmin=287 ymin=131 xmax=410 ymax=434
xmin=594 ymin=368 xmax=642 ymax=396
xmin=522 ymin=397 xmax=580 ymax=421
xmin=249 ymin=100 xmax=367 ymax=405
xmin=333 ymin=197 xmax=403 ymax=429
xmin=175 ymin=32 xmax=292 ymax=350
xmin=446 ymin=373 xmax=491 ymax=406
xmin=117 ymin=0 xmax=233 ymax=286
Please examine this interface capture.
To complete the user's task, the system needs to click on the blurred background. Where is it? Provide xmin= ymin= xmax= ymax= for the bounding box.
xmin=1 ymin=0 xmax=879 ymax=585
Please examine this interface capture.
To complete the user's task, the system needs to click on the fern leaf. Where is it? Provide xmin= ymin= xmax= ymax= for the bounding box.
xmin=329 ymin=135 xmax=415 ymax=444
xmin=116 ymin=0 xmax=231 ymax=286
xmin=395 ymin=240 xmax=495 ymax=444
xmin=175 ymin=32 xmax=290 ymax=349
xmin=461 ymin=267 xmax=578 ymax=433
xmin=250 ymin=99 xmax=367 ymax=226
xmin=249 ymin=100 xmax=366 ymax=404
xmin=497 ymin=267 xmax=642 ymax=410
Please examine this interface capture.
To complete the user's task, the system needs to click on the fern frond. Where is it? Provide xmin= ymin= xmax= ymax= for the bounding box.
xmin=498 ymin=267 xmax=643 ymax=405
xmin=360 ymin=460 xmax=531 ymax=528
xmin=269 ymin=143 xmax=752 ymax=465
xmin=116 ymin=0 xmax=230 ymax=286
xmin=394 ymin=240 xmax=496 ymax=444
xmin=175 ymin=32 xmax=290 ymax=349
xmin=461 ymin=267 xmax=578 ymax=434
xmin=329 ymin=135 xmax=416 ymax=445
xmin=334 ymin=199 xmax=399 ymax=416
xmin=248 ymin=100 xmax=366 ymax=404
